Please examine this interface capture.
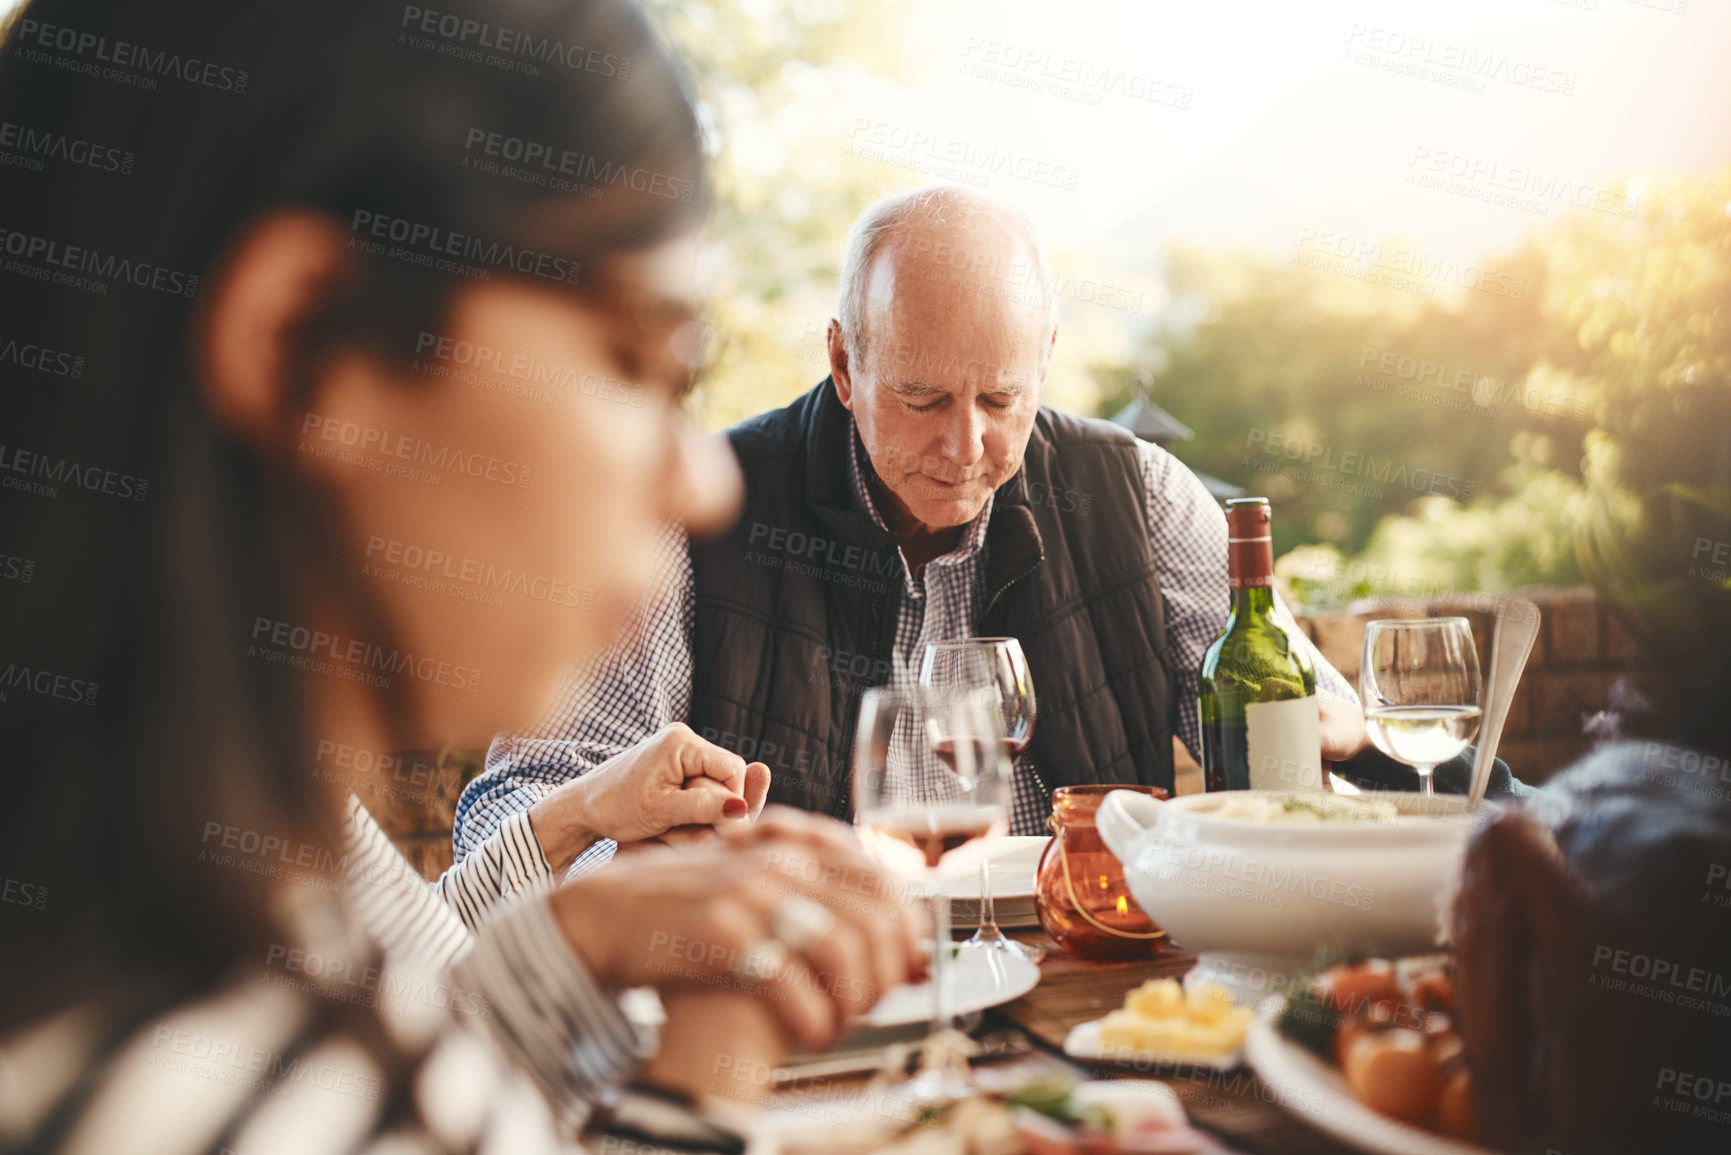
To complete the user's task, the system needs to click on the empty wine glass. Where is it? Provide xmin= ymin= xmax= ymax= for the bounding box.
xmin=919 ymin=638 xmax=1043 ymax=964
xmin=853 ymin=685 xmax=1012 ymax=1102
xmin=1359 ymin=618 xmax=1483 ymax=798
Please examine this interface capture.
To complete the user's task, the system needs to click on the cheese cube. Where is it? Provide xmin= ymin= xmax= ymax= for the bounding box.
xmin=1126 ymin=979 xmax=1184 ymax=1018
xmin=1184 ymin=982 xmax=1236 ymax=1024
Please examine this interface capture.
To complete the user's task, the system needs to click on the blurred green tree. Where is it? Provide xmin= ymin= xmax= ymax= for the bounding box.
xmin=645 ymin=0 xmax=927 ymax=430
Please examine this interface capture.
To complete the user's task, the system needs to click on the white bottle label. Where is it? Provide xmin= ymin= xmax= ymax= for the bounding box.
xmin=1245 ymin=695 xmax=1322 ymax=791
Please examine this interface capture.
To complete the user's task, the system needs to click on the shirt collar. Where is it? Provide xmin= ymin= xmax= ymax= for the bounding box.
xmin=845 ymin=419 xmax=993 ymax=590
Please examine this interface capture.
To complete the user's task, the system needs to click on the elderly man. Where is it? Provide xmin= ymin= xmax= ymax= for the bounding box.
xmin=454 ymin=186 xmax=1371 ymax=872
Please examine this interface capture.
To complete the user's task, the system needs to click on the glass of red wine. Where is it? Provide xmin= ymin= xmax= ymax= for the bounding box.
xmin=853 ymin=684 xmax=1012 ymax=1102
xmin=918 ymin=638 xmax=1044 ymax=964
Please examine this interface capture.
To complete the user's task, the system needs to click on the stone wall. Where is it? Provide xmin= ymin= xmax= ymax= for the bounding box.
xmin=373 ymin=587 xmax=1636 ymax=878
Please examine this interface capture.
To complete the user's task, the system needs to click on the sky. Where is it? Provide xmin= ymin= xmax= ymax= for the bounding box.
xmin=852 ymin=0 xmax=1731 ymax=267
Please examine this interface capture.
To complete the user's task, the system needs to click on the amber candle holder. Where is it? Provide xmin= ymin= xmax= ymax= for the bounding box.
xmin=1035 ymin=784 xmax=1169 ymax=960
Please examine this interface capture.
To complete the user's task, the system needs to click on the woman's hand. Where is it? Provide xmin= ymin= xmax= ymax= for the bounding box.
xmin=527 ymin=722 xmax=771 ymax=871
xmin=550 ymin=818 xmax=926 ymax=1052
xmin=641 ymin=990 xmax=789 ymax=1110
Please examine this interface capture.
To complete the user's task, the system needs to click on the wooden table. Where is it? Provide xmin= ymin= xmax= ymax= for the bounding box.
xmin=771 ymin=928 xmax=1363 ymax=1154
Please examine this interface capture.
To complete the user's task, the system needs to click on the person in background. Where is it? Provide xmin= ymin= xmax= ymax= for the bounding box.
xmin=1450 ymin=460 xmax=1731 ymax=1154
xmin=458 ymin=185 xmax=1518 ymax=875
xmin=0 ymin=0 xmax=919 ymax=1151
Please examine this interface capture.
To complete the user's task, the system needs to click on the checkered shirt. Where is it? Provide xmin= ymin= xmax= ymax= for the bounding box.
xmin=454 ymin=414 xmax=1355 ymax=870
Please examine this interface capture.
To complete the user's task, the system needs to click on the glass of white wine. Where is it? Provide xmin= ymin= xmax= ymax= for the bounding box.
xmin=1359 ymin=617 xmax=1483 ymax=798
xmin=853 ymin=684 xmax=1011 ymax=1102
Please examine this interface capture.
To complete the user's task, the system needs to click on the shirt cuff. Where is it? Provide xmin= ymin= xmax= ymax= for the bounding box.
xmin=456 ymin=892 xmax=653 ymax=1132
xmin=495 ymin=809 xmax=556 ymax=896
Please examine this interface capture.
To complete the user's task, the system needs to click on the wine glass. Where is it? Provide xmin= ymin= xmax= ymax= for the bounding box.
xmin=1359 ymin=618 xmax=1483 ymax=798
xmin=853 ymin=685 xmax=1012 ymax=1102
xmin=919 ymin=638 xmax=1044 ymax=964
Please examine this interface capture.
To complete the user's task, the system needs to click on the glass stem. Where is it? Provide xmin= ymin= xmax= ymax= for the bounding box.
xmin=930 ymin=889 xmax=952 ymax=1035
xmin=1415 ymin=762 xmax=1436 ymax=797
xmin=977 ymin=857 xmax=997 ymax=934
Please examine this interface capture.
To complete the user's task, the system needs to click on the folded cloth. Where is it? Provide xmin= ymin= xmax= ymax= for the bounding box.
xmin=1330 ymin=744 xmax=1533 ymax=799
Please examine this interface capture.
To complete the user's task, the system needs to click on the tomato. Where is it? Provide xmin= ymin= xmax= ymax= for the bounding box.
xmin=1409 ymin=971 xmax=1456 ymax=1013
xmin=1318 ymin=960 xmax=1402 ymax=1017
xmin=1436 ymin=1068 xmax=1479 ymax=1142
xmin=1341 ymin=1029 xmax=1442 ymax=1128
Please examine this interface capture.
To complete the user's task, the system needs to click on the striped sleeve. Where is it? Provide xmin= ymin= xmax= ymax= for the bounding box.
xmin=453 ymin=894 xmax=654 ymax=1135
xmin=344 ymin=796 xmax=472 ymax=973
xmin=433 ymin=810 xmax=557 ymax=933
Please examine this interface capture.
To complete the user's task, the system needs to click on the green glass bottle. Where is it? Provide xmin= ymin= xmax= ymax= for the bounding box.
xmin=1199 ymin=498 xmax=1321 ymax=792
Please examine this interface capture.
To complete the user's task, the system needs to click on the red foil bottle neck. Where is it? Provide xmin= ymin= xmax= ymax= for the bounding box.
xmin=1225 ymin=500 xmax=1273 ymax=590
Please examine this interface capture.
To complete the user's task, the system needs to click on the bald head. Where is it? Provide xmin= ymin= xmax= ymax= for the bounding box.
xmin=837 ymin=186 xmax=1058 ymax=374
xmin=826 ymin=187 xmax=1058 ymax=539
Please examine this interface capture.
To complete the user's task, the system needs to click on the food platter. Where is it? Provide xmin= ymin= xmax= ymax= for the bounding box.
xmin=1244 ymin=998 xmax=1501 ymax=1155
xmin=1062 ymin=1016 xmax=1244 ymax=1072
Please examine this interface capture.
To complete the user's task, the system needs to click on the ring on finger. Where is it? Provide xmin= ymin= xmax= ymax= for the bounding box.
xmin=772 ymin=895 xmax=837 ymax=953
xmin=728 ymin=939 xmax=788 ymax=982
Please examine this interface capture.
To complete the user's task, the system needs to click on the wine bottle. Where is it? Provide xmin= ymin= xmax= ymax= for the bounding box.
xmin=1199 ymin=498 xmax=1322 ymax=792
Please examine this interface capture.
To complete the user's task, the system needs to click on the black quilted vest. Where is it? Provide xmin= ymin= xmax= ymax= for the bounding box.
xmin=688 ymin=381 xmax=1175 ymax=819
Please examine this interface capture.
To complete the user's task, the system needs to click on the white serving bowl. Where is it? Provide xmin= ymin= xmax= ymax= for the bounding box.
xmin=1097 ymin=789 xmax=1476 ymax=1001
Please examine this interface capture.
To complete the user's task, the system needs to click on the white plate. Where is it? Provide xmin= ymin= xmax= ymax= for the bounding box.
xmin=1062 ymin=1017 xmax=1244 ymax=1072
xmin=942 ymin=835 xmax=1048 ymax=928
xmin=861 ymin=942 xmax=1041 ymax=1029
xmin=1244 ymin=998 xmax=1502 ymax=1155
